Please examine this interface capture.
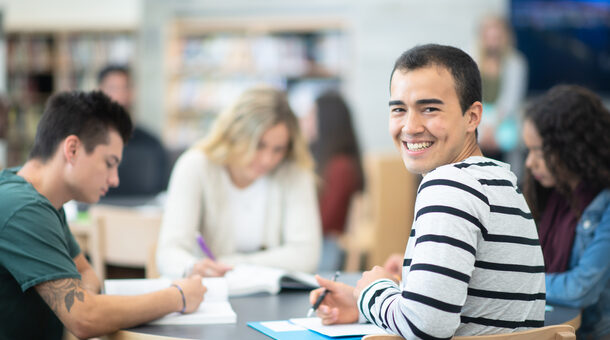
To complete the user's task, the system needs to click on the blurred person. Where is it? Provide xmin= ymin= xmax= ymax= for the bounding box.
xmin=475 ymin=15 xmax=528 ymax=167
xmin=0 ymin=91 xmax=205 ymax=340
xmin=303 ymin=91 xmax=364 ymax=271
xmin=309 ymin=44 xmax=544 ymax=337
xmin=522 ymin=84 xmax=610 ymax=339
xmin=156 ymin=86 xmax=321 ymax=278
xmin=98 ymin=65 xmax=169 ymax=197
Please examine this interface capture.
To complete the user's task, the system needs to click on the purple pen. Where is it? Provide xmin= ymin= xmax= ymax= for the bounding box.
xmin=197 ymin=234 xmax=216 ymax=261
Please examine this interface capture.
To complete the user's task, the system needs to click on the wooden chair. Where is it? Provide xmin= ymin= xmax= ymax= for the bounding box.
xmin=362 ymin=324 xmax=576 ymax=340
xmin=340 ymin=153 xmax=419 ymax=271
xmin=88 ymin=204 xmax=163 ymax=280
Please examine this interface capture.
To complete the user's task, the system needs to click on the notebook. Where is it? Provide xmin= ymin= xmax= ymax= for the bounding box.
xmin=103 ymin=277 xmax=236 ymax=325
xmin=225 ymin=264 xmax=319 ymax=297
xmin=248 ymin=318 xmax=387 ymax=340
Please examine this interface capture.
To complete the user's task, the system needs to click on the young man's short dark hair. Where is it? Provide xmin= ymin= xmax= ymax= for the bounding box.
xmin=97 ymin=65 xmax=130 ymax=85
xmin=390 ymin=44 xmax=482 ymax=114
xmin=29 ymin=91 xmax=133 ymax=162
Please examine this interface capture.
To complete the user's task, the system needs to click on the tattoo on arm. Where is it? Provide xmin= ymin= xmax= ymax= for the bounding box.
xmin=36 ymin=278 xmax=86 ymax=313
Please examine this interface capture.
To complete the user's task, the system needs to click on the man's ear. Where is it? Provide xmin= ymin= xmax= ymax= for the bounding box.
xmin=465 ymin=101 xmax=483 ymax=133
xmin=62 ymin=135 xmax=81 ymax=164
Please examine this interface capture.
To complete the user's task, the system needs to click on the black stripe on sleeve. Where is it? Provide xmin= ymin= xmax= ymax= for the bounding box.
xmin=416 ymin=205 xmax=487 ymax=233
xmin=415 ymin=205 xmax=540 ymax=246
xmin=402 ymin=291 xmax=462 ymax=313
xmin=406 ymin=317 xmax=453 ymax=340
xmin=475 ymin=260 xmax=545 ymax=273
xmin=478 ymin=179 xmax=513 ymax=187
xmin=415 ymin=234 xmax=476 ymax=256
xmin=410 ymin=229 xmax=416 ymax=237
xmin=366 ymin=287 xmax=390 ymax=325
xmin=478 ymin=179 xmax=522 ymax=193
xmin=467 ymin=288 xmax=546 ymax=301
xmin=410 ymin=263 xmax=470 ymax=283
xmin=460 ymin=316 xmax=545 ymax=329
xmin=490 ymin=205 xmax=533 ymax=219
xmin=403 ymin=258 xmax=412 ymax=267
xmin=378 ymin=292 xmax=399 ymax=328
xmin=485 ymin=233 xmax=541 ymax=245
xmin=359 ymin=281 xmax=380 ymax=317
xmin=454 ymin=161 xmax=499 ymax=169
xmin=418 ymin=179 xmax=489 ymax=204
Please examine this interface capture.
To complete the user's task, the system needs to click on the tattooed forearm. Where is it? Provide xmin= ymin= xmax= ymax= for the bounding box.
xmin=36 ymin=278 xmax=85 ymax=313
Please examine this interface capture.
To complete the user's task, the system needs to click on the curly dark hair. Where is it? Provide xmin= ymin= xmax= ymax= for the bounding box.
xmin=522 ymin=84 xmax=610 ymax=220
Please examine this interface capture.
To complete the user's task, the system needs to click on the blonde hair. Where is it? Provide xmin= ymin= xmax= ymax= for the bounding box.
xmin=195 ymin=86 xmax=313 ymax=171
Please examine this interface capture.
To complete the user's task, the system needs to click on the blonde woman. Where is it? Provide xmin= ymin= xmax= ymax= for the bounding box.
xmin=157 ymin=86 xmax=322 ymax=278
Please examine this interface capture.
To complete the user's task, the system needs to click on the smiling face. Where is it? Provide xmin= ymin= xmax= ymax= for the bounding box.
xmin=522 ymin=119 xmax=556 ymax=188
xmin=228 ymin=122 xmax=290 ymax=187
xmin=66 ymin=130 xmax=123 ymax=203
xmin=389 ymin=66 xmax=482 ymax=174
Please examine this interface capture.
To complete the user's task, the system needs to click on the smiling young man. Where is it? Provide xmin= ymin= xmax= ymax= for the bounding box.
xmin=310 ymin=44 xmax=545 ymax=338
xmin=0 ymin=91 xmax=205 ymax=340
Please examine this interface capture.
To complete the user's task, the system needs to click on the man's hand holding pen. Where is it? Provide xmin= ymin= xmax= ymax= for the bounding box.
xmin=308 ymin=273 xmax=359 ymax=325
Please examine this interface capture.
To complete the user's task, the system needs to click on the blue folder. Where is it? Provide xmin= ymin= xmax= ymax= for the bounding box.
xmin=248 ymin=321 xmax=362 ymax=340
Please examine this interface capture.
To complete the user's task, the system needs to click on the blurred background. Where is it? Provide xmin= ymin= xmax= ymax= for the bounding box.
xmin=0 ymin=0 xmax=608 ymax=170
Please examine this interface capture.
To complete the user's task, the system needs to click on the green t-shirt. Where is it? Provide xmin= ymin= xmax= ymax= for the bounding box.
xmin=0 ymin=168 xmax=81 ymax=340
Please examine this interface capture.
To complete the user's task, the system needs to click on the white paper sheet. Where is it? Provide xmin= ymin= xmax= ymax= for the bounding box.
xmin=260 ymin=320 xmax=307 ymax=332
xmin=289 ymin=317 xmax=387 ymax=337
xmin=104 ymin=277 xmax=236 ymax=325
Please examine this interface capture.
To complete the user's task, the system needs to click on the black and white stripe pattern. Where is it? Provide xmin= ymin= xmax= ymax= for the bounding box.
xmin=358 ymin=157 xmax=545 ymax=338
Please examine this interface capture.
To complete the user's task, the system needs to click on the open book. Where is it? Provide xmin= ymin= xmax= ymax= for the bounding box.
xmin=104 ymin=277 xmax=236 ymax=325
xmin=225 ymin=264 xmax=319 ymax=297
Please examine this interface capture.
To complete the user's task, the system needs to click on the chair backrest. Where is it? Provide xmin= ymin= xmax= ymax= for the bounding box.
xmin=88 ymin=204 xmax=162 ymax=279
xmin=363 ymin=153 xmax=418 ymax=268
xmin=362 ymin=324 xmax=576 ymax=340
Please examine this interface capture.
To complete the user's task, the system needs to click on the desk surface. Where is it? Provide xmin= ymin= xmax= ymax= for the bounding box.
xmin=113 ymin=274 xmax=581 ymax=340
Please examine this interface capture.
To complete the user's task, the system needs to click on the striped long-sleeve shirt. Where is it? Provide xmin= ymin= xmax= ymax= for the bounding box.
xmin=358 ymin=156 xmax=545 ymax=339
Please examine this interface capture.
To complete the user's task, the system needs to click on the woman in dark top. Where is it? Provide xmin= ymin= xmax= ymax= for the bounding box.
xmin=522 ymin=84 xmax=610 ymax=339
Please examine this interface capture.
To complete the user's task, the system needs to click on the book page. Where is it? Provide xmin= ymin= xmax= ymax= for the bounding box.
xmin=289 ymin=317 xmax=387 ymax=337
xmin=225 ymin=265 xmax=283 ymax=296
xmin=104 ymin=277 xmax=236 ymax=325
xmin=225 ymin=264 xmax=319 ymax=296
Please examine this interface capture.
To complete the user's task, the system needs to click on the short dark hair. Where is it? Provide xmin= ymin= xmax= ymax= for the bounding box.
xmin=390 ymin=44 xmax=482 ymax=114
xmin=97 ymin=65 xmax=130 ymax=85
xmin=29 ymin=91 xmax=133 ymax=162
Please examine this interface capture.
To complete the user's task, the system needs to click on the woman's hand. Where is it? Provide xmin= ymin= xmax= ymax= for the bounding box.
xmin=191 ymin=258 xmax=232 ymax=277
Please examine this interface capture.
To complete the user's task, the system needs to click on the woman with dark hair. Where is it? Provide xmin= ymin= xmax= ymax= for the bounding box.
xmin=305 ymin=91 xmax=364 ymax=270
xmin=522 ymin=84 xmax=610 ymax=339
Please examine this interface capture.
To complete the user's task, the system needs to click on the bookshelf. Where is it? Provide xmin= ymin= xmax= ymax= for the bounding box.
xmin=3 ymin=31 xmax=135 ymax=166
xmin=163 ymin=18 xmax=349 ymax=149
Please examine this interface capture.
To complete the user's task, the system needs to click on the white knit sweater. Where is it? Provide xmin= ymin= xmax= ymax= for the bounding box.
xmin=156 ymin=149 xmax=322 ymax=278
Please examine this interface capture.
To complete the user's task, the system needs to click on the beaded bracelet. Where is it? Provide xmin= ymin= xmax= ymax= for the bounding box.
xmin=171 ymin=283 xmax=186 ymax=313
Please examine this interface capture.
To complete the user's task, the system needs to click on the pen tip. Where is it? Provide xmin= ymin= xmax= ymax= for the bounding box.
xmin=307 ymin=308 xmax=314 ymax=318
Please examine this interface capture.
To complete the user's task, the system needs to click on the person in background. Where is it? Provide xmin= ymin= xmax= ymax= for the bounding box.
xmin=0 ymin=91 xmax=205 ymax=340
xmin=98 ymin=65 xmax=169 ymax=197
xmin=522 ymin=84 xmax=610 ymax=339
xmin=156 ymin=86 xmax=321 ymax=278
xmin=302 ymin=91 xmax=364 ymax=271
xmin=309 ymin=44 xmax=545 ymax=338
xmin=475 ymin=15 xmax=528 ymax=169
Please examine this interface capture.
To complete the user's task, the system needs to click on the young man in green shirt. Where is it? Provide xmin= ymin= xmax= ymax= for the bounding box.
xmin=0 ymin=91 xmax=205 ymax=339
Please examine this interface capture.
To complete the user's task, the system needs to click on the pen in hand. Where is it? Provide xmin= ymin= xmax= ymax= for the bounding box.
xmin=307 ymin=271 xmax=340 ymax=317
xmin=196 ymin=234 xmax=216 ymax=261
